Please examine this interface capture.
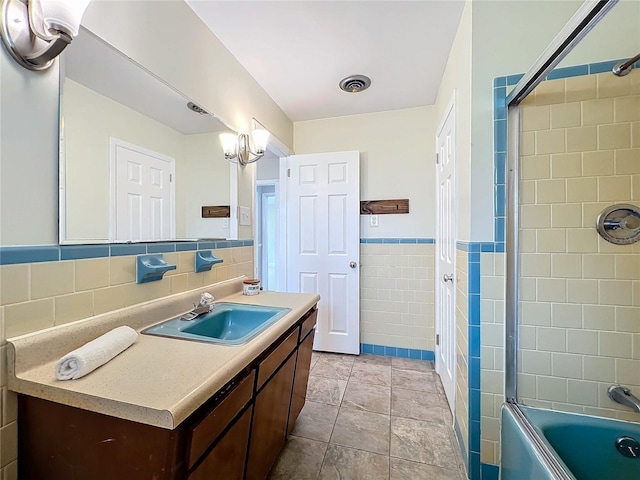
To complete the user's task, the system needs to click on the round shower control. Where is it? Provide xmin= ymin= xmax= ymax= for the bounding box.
xmin=595 ymin=204 xmax=640 ymax=245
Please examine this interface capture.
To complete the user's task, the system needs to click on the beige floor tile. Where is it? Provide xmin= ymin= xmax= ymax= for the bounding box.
xmin=311 ymin=353 xmax=355 ymax=380
xmin=268 ymin=436 xmax=327 ymax=480
xmin=330 ymin=407 xmax=390 ymax=455
xmin=391 ymin=357 xmax=434 ymax=373
xmin=292 ymin=401 xmax=339 ymax=443
xmin=306 ymin=376 xmax=347 ymax=406
xmin=391 ymin=368 xmax=438 ymax=393
xmin=391 ymin=388 xmax=448 ymax=424
xmin=350 ymin=362 xmax=392 ymax=386
xmin=319 ymin=444 xmax=390 ymax=480
xmin=343 ymin=382 xmax=391 ymax=414
xmin=390 ymin=457 xmax=462 ymax=480
xmin=390 ymin=417 xmax=458 ymax=469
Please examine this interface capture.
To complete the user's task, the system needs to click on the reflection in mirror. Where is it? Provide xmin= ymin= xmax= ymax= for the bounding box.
xmin=60 ymin=28 xmax=235 ymax=244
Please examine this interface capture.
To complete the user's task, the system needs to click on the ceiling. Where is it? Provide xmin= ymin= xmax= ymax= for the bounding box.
xmin=186 ymin=1 xmax=465 ymax=122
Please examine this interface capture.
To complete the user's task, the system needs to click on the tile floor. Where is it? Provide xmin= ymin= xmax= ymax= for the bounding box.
xmin=268 ymin=352 xmax=468 ymax=480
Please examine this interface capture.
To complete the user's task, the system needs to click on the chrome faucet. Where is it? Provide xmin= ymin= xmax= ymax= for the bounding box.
xmin=181 ymin=292 xmax=215 ymax=321
xmin=608 ymin=385 xmax=640 ymax=413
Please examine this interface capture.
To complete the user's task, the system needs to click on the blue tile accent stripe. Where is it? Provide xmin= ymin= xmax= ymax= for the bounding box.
xmin=60 ymin=245 xmax=110 ymax=260
xmin=0 ymin=245 xmax=60 ymax=265
xmin=0 ymin=240 xmax=254 ymax=265
xmin=359 ymin=343 xmax=435 ymax=361
xmin=360 ymin=238 xmax=435 ymax=244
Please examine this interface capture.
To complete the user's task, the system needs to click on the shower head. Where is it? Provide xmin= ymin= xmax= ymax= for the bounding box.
xmin=612 ymin=53 xmax=640 ymax=77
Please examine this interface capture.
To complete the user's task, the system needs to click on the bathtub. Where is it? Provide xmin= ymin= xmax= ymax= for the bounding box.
xmin=501 ymin=402 xmax=640 ymax=480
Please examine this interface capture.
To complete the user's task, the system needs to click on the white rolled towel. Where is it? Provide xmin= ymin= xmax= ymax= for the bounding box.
xmin=55 ymin=326 xmax=138 ymax=380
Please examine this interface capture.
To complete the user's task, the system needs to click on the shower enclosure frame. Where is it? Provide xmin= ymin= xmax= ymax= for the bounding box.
xmin=503 ymin=0 xmax=619 ymax=402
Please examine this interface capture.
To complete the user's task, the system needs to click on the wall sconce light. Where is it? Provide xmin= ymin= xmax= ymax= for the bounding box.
xmin=0 ymin=0 xmax=91 ymax=71
xmin=219 ymin=129 xmax=270 ymax=166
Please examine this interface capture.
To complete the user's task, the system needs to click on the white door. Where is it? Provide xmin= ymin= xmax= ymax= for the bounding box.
xmin=111 ymin=139 xmax=175 ymax=242
xmin=256 ymin=184 xmax=277 ymax=290
xmin=436 ymin=96 xmax=457 ymax=412
xmin=287 ymin=151 xmax=360 ymax=354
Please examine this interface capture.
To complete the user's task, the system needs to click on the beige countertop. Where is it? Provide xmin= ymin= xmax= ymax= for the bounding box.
xmin=7 ymin=278 xmax=320 ymax=430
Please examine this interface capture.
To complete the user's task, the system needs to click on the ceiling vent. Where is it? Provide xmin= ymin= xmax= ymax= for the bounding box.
xmin=187 ymin=102 xmax=209 ymax=115
xmin=339 ymin=75 xmax=371 ymax=93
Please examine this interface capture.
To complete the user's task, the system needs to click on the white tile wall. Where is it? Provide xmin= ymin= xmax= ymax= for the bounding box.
xmin=480 ymin=252 xmax=505 ymax=465
xmin=456 ymin=250 xmax=469 ymax=457
xmin=360 ymin=243 xmax=435 ymax=350
xmin=518 ymin=69 xmax=640 ymax=421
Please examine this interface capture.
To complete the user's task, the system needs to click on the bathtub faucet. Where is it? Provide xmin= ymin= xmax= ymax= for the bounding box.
xmin=608 ymin=385 xmax=640 ymax=413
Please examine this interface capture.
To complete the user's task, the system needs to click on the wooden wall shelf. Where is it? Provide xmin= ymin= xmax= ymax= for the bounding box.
xmin=360 ymin=199 xmax=409 ymax=215
xmin=201 ymin=206 xmax=231 ymax=218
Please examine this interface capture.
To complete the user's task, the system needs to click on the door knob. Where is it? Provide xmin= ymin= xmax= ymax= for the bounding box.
xmin=349 ymin=261 xmax=357 ymax=269
xmin=443 ymin=273 xmax=454 ymax=283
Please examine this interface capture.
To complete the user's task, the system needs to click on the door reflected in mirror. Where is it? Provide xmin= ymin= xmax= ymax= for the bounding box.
xmin=60 ymin=28 xmax=235 ymax=244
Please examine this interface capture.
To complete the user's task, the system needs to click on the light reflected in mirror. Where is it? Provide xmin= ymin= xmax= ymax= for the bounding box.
xmin=60 ymin=28 xmax=235 ymax=244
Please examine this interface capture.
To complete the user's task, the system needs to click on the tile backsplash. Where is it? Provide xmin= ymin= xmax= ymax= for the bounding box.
xmin=360 ymin=242 xmax=435 ymax=351
xmin=0 ymin=245 xmax=254 ymax=476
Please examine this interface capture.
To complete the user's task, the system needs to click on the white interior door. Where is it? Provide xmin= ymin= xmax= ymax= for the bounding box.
xmin=287 ymin=151 xmax=360 ymax=354
xmin=256 ymin=184 xmax=277 ymax=290
xmin=112 ymin=139 xmax=175 ymax=242
xmin=436 ymin=96 xmax=457 ymax=412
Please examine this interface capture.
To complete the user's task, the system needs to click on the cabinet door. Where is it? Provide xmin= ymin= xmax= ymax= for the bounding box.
xmin=288 ymin=329 xmax=315 ymax=434
xmin=188 ymin=407 xmax=252 ymax=480
xmin=246 ymin=354 xmax=296 ymax=480
xmin=187 ymin=371 xmax=254 ymax=468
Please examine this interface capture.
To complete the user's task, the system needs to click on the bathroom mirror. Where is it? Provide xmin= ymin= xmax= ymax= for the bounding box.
xmin=59 ymin=27 xmax=236 ymax=244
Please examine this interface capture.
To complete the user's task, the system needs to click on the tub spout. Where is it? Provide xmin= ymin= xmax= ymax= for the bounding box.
xmin=608 ymin=385 xmax=640 ymax=413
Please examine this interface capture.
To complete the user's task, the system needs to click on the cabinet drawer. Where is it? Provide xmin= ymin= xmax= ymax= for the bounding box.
xmin=257 ymin=329 xmax=298 ymax=390
xmin=188 ymin=371 xmax=255 ymax=468
xmin=300 ymin=309 xmax=317 ymax=341
xmin=188 ymin=407 xmax=252 ymax=480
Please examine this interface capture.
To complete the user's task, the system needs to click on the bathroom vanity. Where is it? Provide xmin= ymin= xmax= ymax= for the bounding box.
xmin=7 ymin=280 xmax=319 ymax=480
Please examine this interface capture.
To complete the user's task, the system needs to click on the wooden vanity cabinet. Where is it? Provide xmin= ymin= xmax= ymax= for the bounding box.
xmin=18 ymin=305 xmax=317 ymax=480
xmin=289 ymin=327 xmax=315 ymax=434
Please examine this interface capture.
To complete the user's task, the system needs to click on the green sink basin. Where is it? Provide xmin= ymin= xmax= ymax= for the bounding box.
xmin=142 ymin=302 xmax=291 ymax=345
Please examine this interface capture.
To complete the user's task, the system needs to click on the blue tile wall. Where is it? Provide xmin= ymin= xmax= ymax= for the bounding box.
xmin=359 ymin=343 xmax=435 ymax=361
xmin=0 ymin=240 xmax=254 ymax=265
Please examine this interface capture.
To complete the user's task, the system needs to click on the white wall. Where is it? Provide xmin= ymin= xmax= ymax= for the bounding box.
xmin=434 ymin=1 xmax=472 ymax=241
xmin=63 ymin=79 xmax=186 ymax=241
xmin=182 ymin=132 xmax=231 ymax=239
xmin=469 ymin=0 xmax=640 ymax=241
xmin=0 ymin=47 xmax=59 ymax=246
xmin=256 ymin=152 xmax=280 ymax=181
xmin=294 ymin=106 xmax=437 ymax=238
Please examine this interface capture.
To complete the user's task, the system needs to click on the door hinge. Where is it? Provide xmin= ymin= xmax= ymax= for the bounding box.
xmin=169 ymin=173 xmax=173 ymax=182
xmin=436 ymin=153 xmax=440 ymax=164
xmin=287 ymin=168 xmax=291 ymax=178
xmin=436 ymin=334 xmax=440 ymax=346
